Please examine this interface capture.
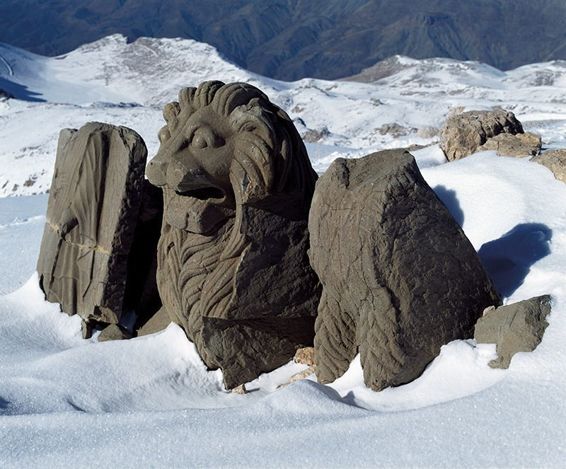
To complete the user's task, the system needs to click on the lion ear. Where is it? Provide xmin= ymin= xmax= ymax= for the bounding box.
xmin=230 ymin=153 xmax=273 ymax=205
xmin=233 ymin=126 xmax=278 ymax=204
xmin=163 ymin=102 xmax=180 ymax=126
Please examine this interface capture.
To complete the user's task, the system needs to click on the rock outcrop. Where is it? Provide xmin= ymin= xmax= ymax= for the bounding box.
xmin=475 ymin=295 xmax=551 ymax=368
xmin=478 ymin=132 xmax=541 ymax=157
xmin=440 ymin=109 xmax=525 ymax=160
xmin=309 ymin=149 xmax=500 ymax=391
xmin=532 ymin=149 xmax=566 ymax=183
xmin=37 ymin=122 xmax=162 ymax=333
xmin=146 ymin=81 xmax=321 ymax=389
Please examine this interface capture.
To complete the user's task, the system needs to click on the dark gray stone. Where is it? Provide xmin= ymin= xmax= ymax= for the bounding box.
xmin=475 ymin=295 xmax=551 ymax=368
xmin=146 ymin=81 xmax=321 ymax=389
xmin=37 ymin=122 xmax=162 ymax=329
xmin=309 ymin=149 xmax=501 ymax=391
xmin=440 ymin=109 xmax=524 ymax=161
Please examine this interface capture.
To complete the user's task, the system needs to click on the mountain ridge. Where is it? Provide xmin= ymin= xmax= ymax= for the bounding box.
xmin=2 ymin=0 xmax=566 ymax=80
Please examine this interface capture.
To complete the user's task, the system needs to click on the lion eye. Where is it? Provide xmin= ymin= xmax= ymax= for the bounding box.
xmin=192 ymin=133 xmax=208 ymax=149
xmin=190 ymin=127 xmax=225 ymax=149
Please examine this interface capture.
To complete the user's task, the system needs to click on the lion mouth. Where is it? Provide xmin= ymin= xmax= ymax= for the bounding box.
xmin=175 ymin=186 xmax=225 ymax=201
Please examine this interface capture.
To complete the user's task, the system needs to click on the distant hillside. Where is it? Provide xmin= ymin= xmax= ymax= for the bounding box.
xmin=4 ymin=34 xmax=566 ymax=196
xmin=1 ymin=0 xmax=566 ymax=80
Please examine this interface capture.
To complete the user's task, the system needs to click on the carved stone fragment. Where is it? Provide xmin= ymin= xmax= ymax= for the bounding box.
xmin=37 ymin=122 xmax=162 ymax=329
xmin=146 ymin=81 xmax=321 ymax=389
xmin=309 ymin=149 xmax=501 ymax=391
xmin=475 ymin=295 xmax=551 ymax=368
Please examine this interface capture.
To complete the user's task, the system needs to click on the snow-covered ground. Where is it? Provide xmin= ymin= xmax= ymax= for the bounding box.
xmin=1 ymin=36 xmax=566 ymax=467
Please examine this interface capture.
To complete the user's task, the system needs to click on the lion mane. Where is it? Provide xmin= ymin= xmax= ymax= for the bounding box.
xmin=146 ymin=81 xmax=320 ymax=388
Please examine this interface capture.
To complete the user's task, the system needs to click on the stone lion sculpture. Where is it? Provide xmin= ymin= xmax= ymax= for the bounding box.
xmin=146 ymin=81 xmax=321 ymax=389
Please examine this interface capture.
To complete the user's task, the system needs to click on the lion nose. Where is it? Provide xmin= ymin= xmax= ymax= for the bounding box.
xmin=146 ymin=159 xmax=168 ymax=187
xmin=167 ymin=160 xmax=211 ymax=193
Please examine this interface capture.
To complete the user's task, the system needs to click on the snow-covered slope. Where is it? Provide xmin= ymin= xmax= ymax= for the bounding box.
xmin=1 ymin=153 xmax=565 ymax=467
xmin=1 ymin=35 xmax=566 ymax=467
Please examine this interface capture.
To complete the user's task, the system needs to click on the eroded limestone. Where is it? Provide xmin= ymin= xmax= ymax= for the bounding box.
xmin=309 ymin=149 xmax=501 ymax=391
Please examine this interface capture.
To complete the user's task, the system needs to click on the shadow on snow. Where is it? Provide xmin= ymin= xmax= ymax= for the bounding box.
xmin=478 ymin=223 xmax=552 ymax=298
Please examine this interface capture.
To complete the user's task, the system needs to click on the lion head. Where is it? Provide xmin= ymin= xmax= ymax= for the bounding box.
xmin=147 ymin=81 xmax=315 ymax=231
xmin=146 ymin=81 xmax=320 ymax=388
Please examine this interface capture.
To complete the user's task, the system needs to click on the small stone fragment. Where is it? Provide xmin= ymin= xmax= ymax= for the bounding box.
xmin=98 ymin=324 xmax=133 ymax=342
xmin=532 ymin=149 xmax=566 ymax=183
xmin=232 ymin=384 xmax=247 ymax=395
xmin=294 ymin=347 xmax=316 ymax=366
xmin=475 ymin=295 xmax=551 ymax=368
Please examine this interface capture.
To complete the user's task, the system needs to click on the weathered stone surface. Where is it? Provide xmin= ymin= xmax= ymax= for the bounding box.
xmin=309 ymin=149 xmax=501 ymax=391
xmin=475 ymin=295 xmax=551 ymax=368
xmin=478 ymin=132 xmax=541 ymax=157
xmin=37 ymin=122 xmax=162 ymax=329
xmin=146 ymin=81 xmax=321 ymax=389
xmin=532 ymin=149 xmax=566 ymax=183
xmin=440 ymin=109 xmax=524 ymax=160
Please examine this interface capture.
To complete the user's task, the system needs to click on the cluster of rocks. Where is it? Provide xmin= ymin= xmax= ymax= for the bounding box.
xmin=440 ymin=109 xmax=541 ymax=160
xmin=440 ymin=107 xmax=566 ymax=184
xmin=37 ymin=81 xmax=552 ymax=392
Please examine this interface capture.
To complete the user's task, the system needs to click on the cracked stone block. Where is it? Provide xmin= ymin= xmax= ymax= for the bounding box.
xmin=37 ymin=122 xmax=162 ymax=329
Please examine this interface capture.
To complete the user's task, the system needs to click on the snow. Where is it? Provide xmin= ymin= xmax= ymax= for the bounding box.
xmin=2 ymin=152 xmax=566 ymax=467
xmin=1 ymin=35 xmax=566 ymax=467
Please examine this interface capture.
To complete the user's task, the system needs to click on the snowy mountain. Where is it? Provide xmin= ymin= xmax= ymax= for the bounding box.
xmin=3 ymin=35 xmax=566 ymax=197
xmin=2 ymin=0 xmax=566 ymax=80
xmin=1 ymin=35 xmax=566 ymax=467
